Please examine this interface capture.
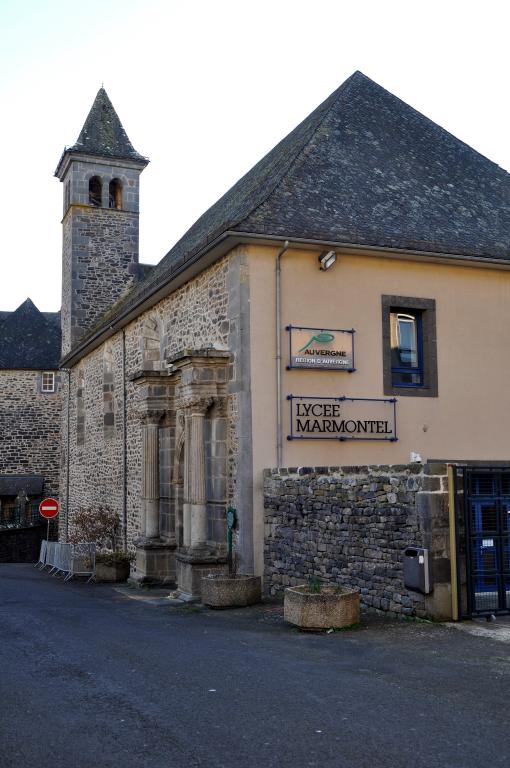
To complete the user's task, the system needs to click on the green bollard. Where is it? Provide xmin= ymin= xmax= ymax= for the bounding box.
xmin=226 ymin=507 xmax=237 ymax=575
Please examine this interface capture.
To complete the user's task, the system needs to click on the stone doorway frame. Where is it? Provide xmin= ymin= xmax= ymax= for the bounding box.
xmin=131 ymin=350 xmax=230 ymax=595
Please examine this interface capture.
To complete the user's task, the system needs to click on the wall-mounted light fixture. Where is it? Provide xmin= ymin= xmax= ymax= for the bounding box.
xmin=318 ymin=250 xmax=337 ymax=270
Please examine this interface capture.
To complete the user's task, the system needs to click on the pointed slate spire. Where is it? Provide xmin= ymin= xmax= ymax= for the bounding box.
xmin=55 ymin=87 xmax=148 ymax=177
xmin=70 ymin=87 xmax=146 ymax=162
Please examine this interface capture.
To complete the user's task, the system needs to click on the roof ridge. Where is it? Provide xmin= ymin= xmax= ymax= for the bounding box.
xmin=235 ymin=73 xmax=361 ymax=230
xmin=16 ymin=297 xmax=49 ymax=318
xmin=366 ymin=75 xmax=510 ymax=177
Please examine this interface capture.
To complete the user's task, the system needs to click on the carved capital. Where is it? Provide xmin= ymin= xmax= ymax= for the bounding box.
xmin=140 ymin=409 xmax=165 ymax=426
xmin=211 ymin=396 xmax=228 ymax=418
xmin=177 ymin=395 xmax=214 ymax=416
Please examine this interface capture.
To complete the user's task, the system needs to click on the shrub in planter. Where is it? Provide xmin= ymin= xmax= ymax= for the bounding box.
xmin=68 ymin=506 xmax=120 ymax=549
xmin=95 ymin=551 xmax=133 ymax=583
xmin=284 ymin=581 xmax=360 ymax=630
xmin=68 ymin=506 xmax=133 ymax=583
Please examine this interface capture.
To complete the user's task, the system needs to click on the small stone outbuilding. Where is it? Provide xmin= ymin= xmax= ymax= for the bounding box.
xmin=0 ymin=299 xmax=61 ymax=559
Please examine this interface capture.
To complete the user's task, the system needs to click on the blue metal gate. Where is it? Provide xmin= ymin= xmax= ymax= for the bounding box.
xmin=465 ymin=469 xmax=510 ymax=615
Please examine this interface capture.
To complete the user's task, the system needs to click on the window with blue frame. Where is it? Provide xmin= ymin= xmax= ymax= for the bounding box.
xmin=390 ymin=310 xmax=423 ymax=387
xmin=382 ymin=295 xmax=438 ymax=398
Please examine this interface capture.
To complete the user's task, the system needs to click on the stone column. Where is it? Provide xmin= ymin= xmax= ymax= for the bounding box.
xmin=190 ymin=407 xmax=208 ymax=550
xmin=182 ymin=412 xmax=192 ymax=548
xmin=142 ymin=415 xmax=161 ymax=539
xmin=174 ymin=484 xmax=184 ymax=547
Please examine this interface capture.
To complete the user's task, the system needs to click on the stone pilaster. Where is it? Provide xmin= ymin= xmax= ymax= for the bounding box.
xmin=129 ymin=372 xmax=177 ymax=586
xmin=174 ymin=397 xmax=227 ymax=599
xmin=168 ymin=352 xmax=231 ymax=600
xmin=142 ymin=415 xmax=161 ymax=539
xmin=182 ymin=412 xmax=192 ymax=548
xmin=173 ymin=484 xmax=184 ymax=547
xmin=189 ymin=404 xmax=208 ymax=551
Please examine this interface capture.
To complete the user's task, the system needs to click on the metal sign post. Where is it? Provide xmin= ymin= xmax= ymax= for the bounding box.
xmin=39 ymin=498 xmax=60 ymax=541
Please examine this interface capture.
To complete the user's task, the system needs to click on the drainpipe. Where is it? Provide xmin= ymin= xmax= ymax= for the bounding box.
xmin=65 ymin=368 xmax=71 ymax=540
xmin=109 ymin=324 xmax=128 ymax=553
xmin=122 ymin=328 xmax=128 ymax=552
xmin=275 ymin=240 xmax=290 ymax=467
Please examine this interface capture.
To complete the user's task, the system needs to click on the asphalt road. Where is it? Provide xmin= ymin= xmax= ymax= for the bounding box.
xmin=1 ymin=564 xmax=509 ymax=768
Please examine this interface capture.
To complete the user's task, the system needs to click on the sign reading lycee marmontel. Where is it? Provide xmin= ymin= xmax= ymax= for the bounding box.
xmin=287 ymin=325 xmax=355 ymax=370
xmin=39 ymin=498 xmax=60 ymax=519
xmin=288 ymin=395 xmax=397 ymax=441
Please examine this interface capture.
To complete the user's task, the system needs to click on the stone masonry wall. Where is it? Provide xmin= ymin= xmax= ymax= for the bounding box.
xmin=264 ymin=464 xmax=451 ymax=619
xmin=61 ymin=159 xmax=142 ymax=356
xmin=63 ymin=250 xmax=247 ymax=555
xmin=0 ymin=370 xmax=61 ymax=498
xmin=62 ymin=206 xmax=139 ymax=355
xmin=61 ymin=211 xmax=73 ymax=358
xmin=62 ymin=337 xmax=126 ymax=544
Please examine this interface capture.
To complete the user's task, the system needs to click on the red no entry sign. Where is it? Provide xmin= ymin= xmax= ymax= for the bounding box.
xmin=39 ymin=498 xmax=60 ymax=519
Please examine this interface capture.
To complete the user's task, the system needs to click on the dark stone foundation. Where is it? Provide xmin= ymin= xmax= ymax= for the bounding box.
xmin=130 ymin=539 xmax=176 ymax=585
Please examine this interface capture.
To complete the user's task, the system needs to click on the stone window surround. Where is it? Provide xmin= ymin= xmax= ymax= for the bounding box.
xmin=103 ymin=346 xmax=115 ymax=438
xmin=85 ymin=174 xmax=126 ymax=211
xmin=39 ymin=371 xmax=58 ymax=395
xmin=382 ymin=294 xmax=438 ymax=398
xmin=76 ymin=370 xmax=85 ymax=446
xmin=108 ymin=178 xmax=123 ymax=210
xmin=88 ymin=175 xmax=102 ymax=207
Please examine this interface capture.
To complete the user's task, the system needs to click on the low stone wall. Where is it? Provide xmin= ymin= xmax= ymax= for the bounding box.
xmin=264 ymin=463 xmax=450 ymax=619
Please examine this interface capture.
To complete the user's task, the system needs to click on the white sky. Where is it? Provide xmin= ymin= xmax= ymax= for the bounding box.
xmin=1 ymin=0 xmax=509 ymax=311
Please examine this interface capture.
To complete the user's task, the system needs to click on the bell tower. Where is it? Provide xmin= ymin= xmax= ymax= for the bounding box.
xmin=55 ymin=88 xmax=148 ymax=356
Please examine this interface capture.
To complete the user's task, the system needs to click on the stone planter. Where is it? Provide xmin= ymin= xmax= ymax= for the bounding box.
xmin=201 ymin=574 xmax=262 ymax=608
xmin=284 ymin=585 xmax=360 ymax=630
xmin=95 ymin=560 xmax=131 ymax=583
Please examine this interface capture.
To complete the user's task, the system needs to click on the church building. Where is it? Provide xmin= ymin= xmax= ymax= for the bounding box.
xmin=54 ymin=72 xmax=510 ymax=617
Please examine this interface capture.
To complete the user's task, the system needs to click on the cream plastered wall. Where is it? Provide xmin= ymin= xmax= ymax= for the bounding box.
xmin=248 ymin=243 xmax=510 ymax=574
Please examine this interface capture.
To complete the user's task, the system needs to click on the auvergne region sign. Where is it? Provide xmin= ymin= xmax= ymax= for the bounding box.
xmin=287 ymin=326 xmax=355 ymax=371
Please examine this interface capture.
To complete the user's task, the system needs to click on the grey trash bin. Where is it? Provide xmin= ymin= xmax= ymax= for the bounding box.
xmin=403 ymin=547 xmax=431 ymax=594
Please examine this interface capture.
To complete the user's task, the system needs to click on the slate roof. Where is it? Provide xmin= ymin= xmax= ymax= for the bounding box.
xmin=236 ymin=73 xmax=510 ymax=257
xmin=56 ymin=87 xmax=147 ymax=171
xmin=0 ymin=475 xmax=44 ymax=497
xmin=65 ymin=72 xmax=510 ymax=357
xmin=0 ymin=299 xmax=61 ymax=369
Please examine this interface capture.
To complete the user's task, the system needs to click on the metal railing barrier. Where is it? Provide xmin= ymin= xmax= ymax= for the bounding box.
xmin=36 ymin=541 xmax=96 ymax=582
xmin=45 ymin=541 xmax=58 ymax=572
xmin=65 ymin=543 xmax=96 ymax=582
xmin=35 ymin=539 xmax=47 ymax=569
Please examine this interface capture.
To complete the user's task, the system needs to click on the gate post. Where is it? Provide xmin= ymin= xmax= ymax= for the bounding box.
xmin=447 ymin=464 xmax=459 ymax=621
xmin=417 ymin=463 xmax=452 ymax=620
